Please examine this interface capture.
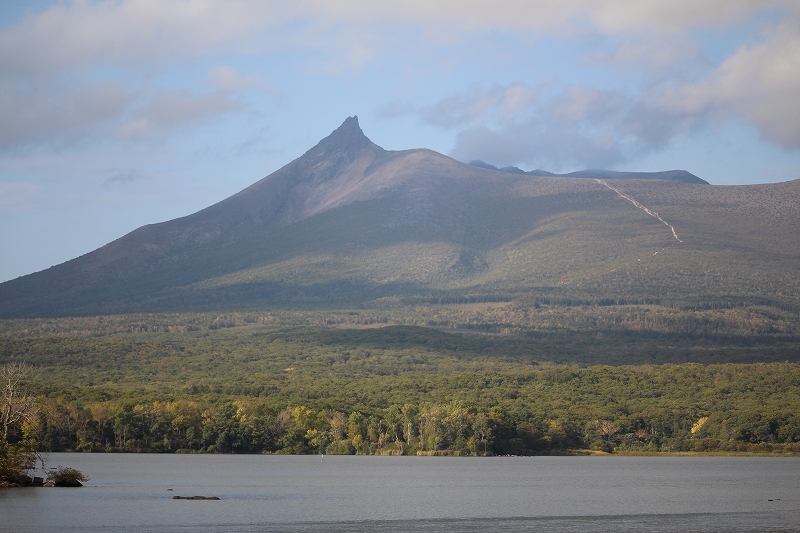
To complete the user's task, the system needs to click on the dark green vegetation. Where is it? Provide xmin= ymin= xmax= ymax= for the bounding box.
xmin=0 ymin=440 xmax=39 ymax=486
xmin=2 ymin=306 xmax=799 ymax=456
xmin=0 ymin=117 xmax=798 ymax=457
xmin=45 ymin=466 xmax=88 ymax=487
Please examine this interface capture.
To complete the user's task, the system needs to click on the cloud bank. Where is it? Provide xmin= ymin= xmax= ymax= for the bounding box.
xmin=1 ymin=0 xmax=798 ymax=166
xmin=397 ymin=7 xmax=800 ymax=170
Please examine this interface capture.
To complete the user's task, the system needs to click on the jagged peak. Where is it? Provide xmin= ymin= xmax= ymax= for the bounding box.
xmin=309 ymin=115 xmax=376 ymax=157
xmin=334 ymin=115 xmax=362 ymax=137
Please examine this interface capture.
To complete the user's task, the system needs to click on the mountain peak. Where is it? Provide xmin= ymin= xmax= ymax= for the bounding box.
xmin=0 ymin=111 xmax=797 ymax=318
xmin=335 ymin=115 xmax=362 ymax=136
xmin=311 ymin=115 xmax=375 ymax=156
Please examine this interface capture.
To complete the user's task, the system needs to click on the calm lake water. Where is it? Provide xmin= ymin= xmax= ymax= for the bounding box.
xmin=1 ymin=454 xmax=798 ymax=532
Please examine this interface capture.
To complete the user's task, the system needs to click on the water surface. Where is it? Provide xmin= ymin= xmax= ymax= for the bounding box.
xmin=1 ymin=454 xmax=798 ymax=532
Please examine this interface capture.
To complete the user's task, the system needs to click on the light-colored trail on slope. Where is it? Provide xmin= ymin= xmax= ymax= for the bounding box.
xmin=596 ymin=179 xmax=682 ymax=242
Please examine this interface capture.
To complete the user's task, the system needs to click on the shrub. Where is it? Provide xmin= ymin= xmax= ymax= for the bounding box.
xmin=0 ymin=441 xmax=38 ymax=485
xmin=46 ymin=466 xmax=88 ymax=487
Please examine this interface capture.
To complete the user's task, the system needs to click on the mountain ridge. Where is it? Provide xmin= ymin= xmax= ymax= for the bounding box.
xmin=1 ymin=117 xmax=798 ymax=318
xmin=469 ymin=160 xmax=708 ymax=184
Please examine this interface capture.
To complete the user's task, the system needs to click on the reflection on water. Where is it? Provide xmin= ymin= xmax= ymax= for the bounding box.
xmin=1 ymin=454 xmax=798 ymax=532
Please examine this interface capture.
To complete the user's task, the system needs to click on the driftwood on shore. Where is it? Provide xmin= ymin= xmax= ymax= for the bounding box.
xmin=172 ymin=495 xmax=220 ymax=500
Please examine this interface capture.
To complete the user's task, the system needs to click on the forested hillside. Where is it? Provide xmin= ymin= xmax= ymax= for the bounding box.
xmin=2 ymin=118 xmax=799 ymax=457
xmin=3 ymin=307 xmax=799 ymax=455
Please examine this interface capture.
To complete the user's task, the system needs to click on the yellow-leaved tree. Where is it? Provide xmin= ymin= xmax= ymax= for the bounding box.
xmin=1 ymin=363 xmax=40 ymax=485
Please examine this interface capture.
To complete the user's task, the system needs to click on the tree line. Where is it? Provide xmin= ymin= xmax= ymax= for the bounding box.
xmin=1 ymin=363 xmax=88 ymax=485
xmin=17 ymin=392 xmax=800 ymax=457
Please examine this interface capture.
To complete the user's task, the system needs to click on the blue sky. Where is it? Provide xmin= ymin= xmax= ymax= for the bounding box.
xmin=2 ymin=1 xmax=799 ymax=283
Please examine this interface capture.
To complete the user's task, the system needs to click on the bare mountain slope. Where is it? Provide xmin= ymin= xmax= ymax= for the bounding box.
xmin=469 ymin=160 xmax=708 ymax=184
xmin=1 ymin=117 xmax=798 ymax=317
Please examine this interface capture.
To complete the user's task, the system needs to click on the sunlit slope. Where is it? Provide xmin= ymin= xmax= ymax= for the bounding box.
xmin=191 ymin=177 xmax=799 ymax=311
xmin=585 ymin=179 xmax=800 ymax=308
xmin=7 ymin=175 xmax=795 ymax=317
xmin=0 ymin=116 xmax=798 ymax=317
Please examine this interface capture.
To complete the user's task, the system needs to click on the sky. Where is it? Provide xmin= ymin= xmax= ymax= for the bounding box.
xmin=2 ymin=1 xmax=800 ymax=283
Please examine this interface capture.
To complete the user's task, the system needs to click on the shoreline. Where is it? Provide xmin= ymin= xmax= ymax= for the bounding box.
xmin=26 ymin=449 xmax=800 ymax=458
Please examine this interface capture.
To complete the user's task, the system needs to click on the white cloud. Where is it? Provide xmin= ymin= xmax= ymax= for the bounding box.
xmin=0 ymin=0 xmax=284 ymax=75
xmin=382 ymin=82 xmax=641 ymax=170
xmin=380 ymin=83 xmax=536 ymax=128
xmin=385 ymin=6 xmax=800 ymax=168
xmin=550 ymin=86 xmax=624 ymax=123
xmin=1 ymin=0 xmax=798 ymax=156
xmin=0 ymin=80 xmax=132 ymax=149
xmin=0 ymin=3 xmax=288 ymax=151
xmin=4 ymin=1 xmax=790 ymax=76
xmin=306 ymin=0 xmax=791 ymax=34
xmin=585 ymin=0 xmax=785 ymax=33
xmin=0 ymin=78 xmax=243 ymax=150
xmin=452 ymin=122 xmax=627 ymax=172
xmin=649 ymin=19 xmax=800 ymax=149
xmin=446 ymin=85 xmax=632 ymax=171
xmin=209 ymin=66 xmax=255 ymax=93
xmin=309 ymin=40 xmax=380 ymax=75
xmin=425 ymin=83 xmax=536 ymax=127
xmin=500 ymin=84 xmax=538 ymax=117
xmin=582 ymin=34 xmax=708 ymax=82
xmin=116 ymin=89 xmax=243 ymax=141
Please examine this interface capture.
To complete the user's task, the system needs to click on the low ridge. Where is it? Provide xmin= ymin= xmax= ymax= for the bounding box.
xmin=469 ymin=160 xmax=707 ymax=184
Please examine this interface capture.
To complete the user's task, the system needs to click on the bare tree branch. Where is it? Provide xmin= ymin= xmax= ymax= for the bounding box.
xmin=1 ymin=363 xmax=39 ymax=444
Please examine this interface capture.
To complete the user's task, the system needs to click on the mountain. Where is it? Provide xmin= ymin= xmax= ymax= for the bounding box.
xmin=1 ymin=117 xmax=799 ymax=317
xmin=469 ymin=160 xmax=707 ymax=184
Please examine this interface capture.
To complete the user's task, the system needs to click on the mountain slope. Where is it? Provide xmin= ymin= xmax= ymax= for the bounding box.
xmin=1 ymin=117 xmax=798 ymax=317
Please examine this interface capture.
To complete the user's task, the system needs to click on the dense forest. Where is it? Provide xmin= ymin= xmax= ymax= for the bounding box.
xmin=12 ymin=363 xmax=800 ymax=456
xmin=3 ymin=304 xmax=800 ymax=457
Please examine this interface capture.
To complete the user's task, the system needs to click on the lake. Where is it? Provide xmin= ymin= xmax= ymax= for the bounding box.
xmin=1 ymin=454 xmax=798 ymax=532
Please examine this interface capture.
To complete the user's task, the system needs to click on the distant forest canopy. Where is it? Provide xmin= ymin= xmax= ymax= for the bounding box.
xmin=2 ymin=305 xmax=800 ymax=456
xmin=2 ymin=303 xmax=798 ymax=342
